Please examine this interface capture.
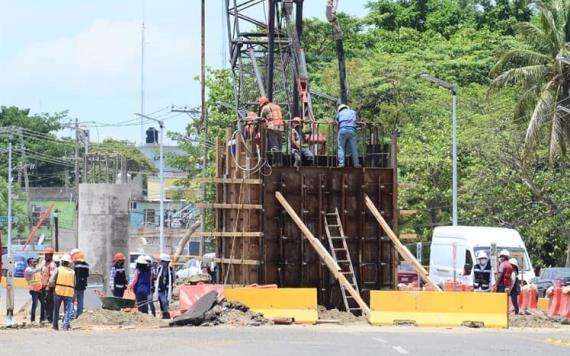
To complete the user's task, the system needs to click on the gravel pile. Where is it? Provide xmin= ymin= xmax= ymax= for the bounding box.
xmin=74 ymin=309 xmax=162 ymax=328
xmin=317 ymin=306 xmax=368 ymax=324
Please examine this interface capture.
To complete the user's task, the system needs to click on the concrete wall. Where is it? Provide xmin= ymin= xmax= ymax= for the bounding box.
xmin=78 ymin=184 xmax=130 ymax=292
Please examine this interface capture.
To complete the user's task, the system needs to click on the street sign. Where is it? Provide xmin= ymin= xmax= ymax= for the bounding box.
xmin=0 ymin=216 xmax=18 ymax=225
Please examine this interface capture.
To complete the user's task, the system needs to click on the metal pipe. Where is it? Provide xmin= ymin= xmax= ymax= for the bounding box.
xmin=267 ymin=0 xmax=276 ymax=100
xmin=452 ymin=93 xmax=458 ymax=226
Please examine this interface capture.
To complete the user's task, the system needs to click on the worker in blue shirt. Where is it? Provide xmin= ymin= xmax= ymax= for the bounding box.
xmin=335 ymin=104 xmax=361 ymax=168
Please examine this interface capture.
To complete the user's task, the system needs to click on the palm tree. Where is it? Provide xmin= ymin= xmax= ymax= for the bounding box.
xmin=490 ymin=0 xmax=570 ymax=164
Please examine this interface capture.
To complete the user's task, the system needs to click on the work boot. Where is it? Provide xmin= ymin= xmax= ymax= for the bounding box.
xmin=162 ymin=312 xmax=171 ymax=319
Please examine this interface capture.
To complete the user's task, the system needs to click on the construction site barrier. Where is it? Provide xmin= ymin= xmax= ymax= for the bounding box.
xmin=224 ymin=288 xmax=318 ymax=324
xmin=0 ymin=278 xmax=28 ymax=289
xmin=369 ymin=291 xmax=508 ymax=328
xmin=546 ymin=286 xmax=562 ymax=317
xmin=179 ymin=284 xmax=225 ymax=312
xmin=537 ymin=297 xmax=549 ymax=312
xmin=561 ymin=286 xmax=570 ymax=319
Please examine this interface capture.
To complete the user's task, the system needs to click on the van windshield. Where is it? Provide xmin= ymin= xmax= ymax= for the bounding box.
xmin=473 ymin=247 xmax=531 ymax=271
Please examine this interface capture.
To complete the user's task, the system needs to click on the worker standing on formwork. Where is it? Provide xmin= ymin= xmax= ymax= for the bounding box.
xmin=40 ymin=247 xmax=57 ymax=323
xmin=49 ymin=254 xmax=75 ymax=331
xmin=156 ymin=254 xmax=174 ymax=319
xmin=259 ymin=96 xmax=284 ymax=152
xmin=128 ymin=256 xmax=152 ymax=314
xmin=110 ymin=252 xmax=128 ymax=298
xmin=336 ymin=104 xmax=361 ymax=168
xmin=473 ymin=251 xmax=495 ymax=292
xmin=290 ymin=117 xmax=314 ymax=167
xmin=24 ymin=257 xmax=43 ymax=323
xmin=72 ymin=252 xmax=89 ymax=318
xmin=495 ymin=250 xmax=513 ymax=293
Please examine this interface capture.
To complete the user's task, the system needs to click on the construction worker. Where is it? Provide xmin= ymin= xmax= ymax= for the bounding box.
xmin=473 ymin=251 xmax=495 ymax=292
xmin=290 ymin=117 xmax=314 ymax=167
xmin=110 ymin=252 xmax=128 ymax=298
xmin=49 ymin=254 xmax=75 ymax=331
xmin=73 ymin=252 xmax=89 ymax=318
xmin=335 ymin=104 xmax=361 ymax=168
xmin=146 ymin=255 xmax=157 ymax=317
xmin=495 ymin=249 xmax=513 ymax=293
xmin=509 ymin=257 xmax=521 ymax=314
xmin=156 ymin=253 xmax=175 ymax=319
xmin=24 ymin=257 xmax=43 ymax=323
xmin=259 ymin=96 xmax=284 ymax=152
xmin=40 ymin=247 xmax=57 ymax=323
xmin=128 ymin=256 xmax=152 ymax=314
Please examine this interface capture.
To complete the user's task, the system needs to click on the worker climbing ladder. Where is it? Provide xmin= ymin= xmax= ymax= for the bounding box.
xmin=324 ymin=209 xmax=361 ymax=314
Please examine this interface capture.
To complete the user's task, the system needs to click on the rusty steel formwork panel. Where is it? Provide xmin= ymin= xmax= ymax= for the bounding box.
xmin=261 ymin=167 xmax=397 ymax=308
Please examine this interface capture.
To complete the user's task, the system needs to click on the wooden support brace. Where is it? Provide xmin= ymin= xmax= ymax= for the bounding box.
xmin=364 ymin=195 xmax=442 ymax=292
xmin=192 ymin=232 xmax=264 ymax=238
xmin=276 ymin=191 xmax=371 ymax=316
xmin=198 ymin=178 xmax=262 ymax=185
xmin=196 ymin=203 xmax=263 ymax=210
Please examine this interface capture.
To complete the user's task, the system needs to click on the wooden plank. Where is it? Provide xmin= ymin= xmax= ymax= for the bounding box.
xmin=399 ymin=183 xmax=417 ymax=189
xmin=276 ymin=191 xmax=371 ymax=316
xmin=196 ymin=203 xmax=263 ymax=210
xmin=365 ymin=195 xmax=442 ymax=292
xmin=191 ymin=231 xmax=263 ymax=238
xmin=399 ymin=233 xmax=418 ymax=240
xmin=399 ymin=209 xmax=418 ymax=216
xmin=198 ymin=177 xmax=262 ymax=185
xmin=215 ymin=258 xmax=260 ymax=266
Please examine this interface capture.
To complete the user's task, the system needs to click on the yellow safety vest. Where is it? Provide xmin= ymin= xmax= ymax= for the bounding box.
xmin=55 ymin=267 xmax=75 ymax=297
xmin=29 ymin=271 xmax=42 ymax=292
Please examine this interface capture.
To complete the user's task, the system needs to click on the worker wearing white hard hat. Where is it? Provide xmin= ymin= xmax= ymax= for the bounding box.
xmin=48 ymin=254 xmax=75 ymax=330
xmin=473 ymin=251 xmax=495 ymax=292
xmin=508 ymin=257 xmax=521 ymax=314
xmin=129 ymin=255 xmax=153 ymax=314
xmin=156 ymin=253 xmax=175 ymax=319
xmin=335 ymin=103 xmax=361 ymax=168
xmin=496 ymin=249 xmax=513 ymax=293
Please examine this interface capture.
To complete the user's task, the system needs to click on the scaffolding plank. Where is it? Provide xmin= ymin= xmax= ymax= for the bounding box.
xmin=199 ymin=178 xmax=262 ymax=184
xmin=197 ymin=203 xmax=263 ymax=210
xmin=192 ymin=231 xmax=263 ymax=238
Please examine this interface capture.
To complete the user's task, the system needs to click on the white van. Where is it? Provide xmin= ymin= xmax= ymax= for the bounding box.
xmin=429 ymin=226 xmax=535 ymax=287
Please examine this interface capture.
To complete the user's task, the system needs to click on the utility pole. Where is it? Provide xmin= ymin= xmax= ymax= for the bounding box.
xmin=5 ymin=139 xmax=14 ymax=325
xmin=200 ymin=0 xmax=208 ymax=256
xmin=17 ymin=128 xmax=32 ymax=229
xmin=83 ymin=129 xmax=89 ymax=184
xmin=140 ymin=11 xmax=146 ymax=146
xmin=74 ymin=118 xmax=80 ymax=247
xmin=54 ymin=210 xmax=59 ymax=251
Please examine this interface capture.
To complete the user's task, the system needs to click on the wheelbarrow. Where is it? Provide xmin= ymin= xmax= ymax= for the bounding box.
xmin=94 ymin=289 xmax=136 ymax=311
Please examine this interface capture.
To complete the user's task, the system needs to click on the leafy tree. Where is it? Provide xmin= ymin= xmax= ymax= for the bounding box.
xmin=491 ymin=0 xmax=570 ymax=164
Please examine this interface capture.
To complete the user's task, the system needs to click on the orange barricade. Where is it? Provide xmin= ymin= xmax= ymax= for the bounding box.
xmin=560 ymin=287 xmax=570 ymax=319
xmin=547 ymin=287 xmax=562 ymax=317
xmin=179 ymin=284 xmax=225 ymax=312
xmin=527 ymin=287 xmax=538 ymax=310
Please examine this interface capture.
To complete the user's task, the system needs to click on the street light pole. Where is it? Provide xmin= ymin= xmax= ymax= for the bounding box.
xmin=135 ymin=113 xmax=165 ymax=254
xmin=419 ymin=74 xmax=459 ymax=226
xmin=6 ymin=140 xmax=14 ymax=325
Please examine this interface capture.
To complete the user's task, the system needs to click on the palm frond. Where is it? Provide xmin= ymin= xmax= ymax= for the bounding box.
xmin=524 ymin=80 xmax=559 ymax=154
xmin=549 ymin=111 xmax=565 ymax=163
xmin=514 ymin=86 xmax=543 ymax=119
xmin=491 ymin=64 xmax=550 ymax=88
xmin=537 ymin=0 xmax=564 ymax=52
xmin=490 ymin=49 xmax=551 ymax=78
xmin=513 ymin=22 xmax=549 ymax=47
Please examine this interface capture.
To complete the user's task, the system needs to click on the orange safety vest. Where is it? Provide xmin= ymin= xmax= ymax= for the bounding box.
xmin=28 ymin=270 xmax=42 ymax=292
xmin=264 ymin=103 xmax=284 ymax=130
xmin=54 ymin=267 xmax=75 ymax=297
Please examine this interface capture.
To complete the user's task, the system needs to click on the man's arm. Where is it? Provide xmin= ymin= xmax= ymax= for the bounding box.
xmin=48 ymin=268 xmax=59 ymax=289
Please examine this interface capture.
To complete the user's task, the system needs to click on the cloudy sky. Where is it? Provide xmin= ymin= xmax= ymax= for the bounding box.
xmin=0 ymin=0 xmax=369 ymax=144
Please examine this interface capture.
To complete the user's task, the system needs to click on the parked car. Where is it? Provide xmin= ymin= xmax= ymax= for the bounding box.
xmin=397 ymin=262 xmax=418 ymax=284
xmin=535 ymin=267 xmax=570 ymax=297
xmin=175 ymin=258 xmax=202 ymax=280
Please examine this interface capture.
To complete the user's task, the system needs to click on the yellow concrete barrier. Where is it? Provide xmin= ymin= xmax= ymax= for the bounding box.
xmin=0 ymin=278 xmax=29 ymax=289
xmin=537 ymin=297 xmax=549 ymax=312
xmin=224 ymin=288 xmax=318 ymax=324
xmin=369 ymin=291 xmax=508 ymax=328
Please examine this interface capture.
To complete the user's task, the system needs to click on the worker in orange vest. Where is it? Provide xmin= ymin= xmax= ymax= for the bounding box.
xmin=40 ymin=247 xmax=57 ymax=323
xmin=259 ymin=96 xmax=284 ymax=152
xmin=24 ymin=257 xmax=43 ymax=323
xmin=49 ymin=254 xmax=75 ymax=330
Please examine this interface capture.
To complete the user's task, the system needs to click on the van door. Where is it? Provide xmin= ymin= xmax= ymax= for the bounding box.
xmin=429 ymin=241 xmax=467 ymax=285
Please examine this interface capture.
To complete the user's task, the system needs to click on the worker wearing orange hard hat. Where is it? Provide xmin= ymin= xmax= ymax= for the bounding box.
xmin=259 ymin=96 xmax=284 ymax=152
xmin=73 ymin=252 xmax=89 ymax=318
xmin=40 ymin=247 xmax=57 ymax=324
xmin=110 ymin=252 xmax=128 ymax=298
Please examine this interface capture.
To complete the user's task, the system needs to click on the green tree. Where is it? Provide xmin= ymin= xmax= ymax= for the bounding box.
xmin=490 ymin=0 xmax=570 ymax=164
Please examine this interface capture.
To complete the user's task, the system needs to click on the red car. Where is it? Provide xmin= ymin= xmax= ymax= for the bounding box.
xmin=397 ymin=263 xmax=418 ymax=284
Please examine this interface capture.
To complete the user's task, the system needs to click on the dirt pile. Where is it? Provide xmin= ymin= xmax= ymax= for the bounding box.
xmin=202 ymin=301 xmax=271 ymax=327
xmin=74 ymin=310 xmax=162 ymax=329
xmin=509 ymin=312 xmax=568 ymax=328
xmin=317 ymin=306 xmax=368 ymax=324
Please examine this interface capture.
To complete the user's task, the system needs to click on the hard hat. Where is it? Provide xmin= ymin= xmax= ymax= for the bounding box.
xmin=113 ymin=252 xmax=126 ymax=262
xmin=258 ymin=96 xmax=269 ymax=107
xmin=509 ymin=258 xmax=519 ymax=267
xmin=476 ymin=251 xmax=488 ymax=260
xmin=135 ymin=255 xmax=148 ymax=265
xmin=144 ymin=255 xmax=154 ymax=263
xmin=60 ymin=254 xmax=72 ymax=264
xmin=499 ymin=249 xmax=510 ymax=258
xmin=160 ymin=253 xmax=171 ymax=262
xmin=292 ymin=117 xmax=302 ymax=124
xmin=76 ymin=253 xmax=86 ymax=262
xmin=53 ymin=255 xmax=61 ymax=263
xmin=337 ymin=104 xmax=348 ymax=112
xmin=44 ymin=247 xmax=55 ymax=255
xmin=70 ymin=249 xmax=81 ymax=261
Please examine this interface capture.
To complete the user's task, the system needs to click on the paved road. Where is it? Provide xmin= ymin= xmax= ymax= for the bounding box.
xmin=1 ymin=325 xmax=569 ymax=355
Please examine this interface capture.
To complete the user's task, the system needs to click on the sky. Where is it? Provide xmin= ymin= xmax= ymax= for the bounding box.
xmin=0 ymin=0 xmax=370 ymax=145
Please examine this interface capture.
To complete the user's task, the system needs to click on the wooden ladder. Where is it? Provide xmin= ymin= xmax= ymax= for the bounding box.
xmin=324 ymin=208 xmax=361 ymax=314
